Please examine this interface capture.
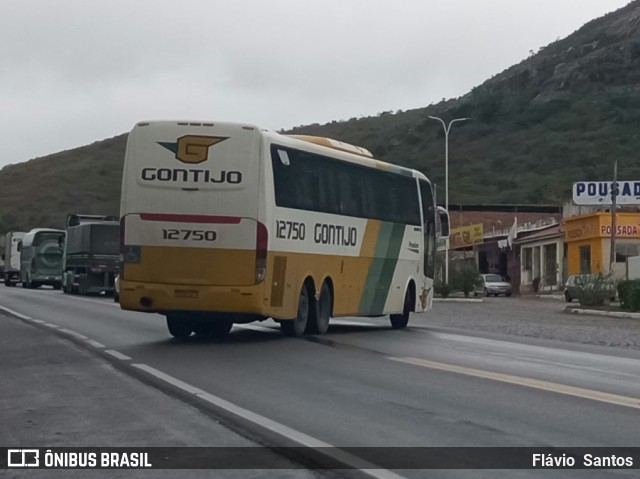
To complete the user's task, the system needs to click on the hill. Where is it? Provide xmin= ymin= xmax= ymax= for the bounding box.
xmin=289 ymin=0 xmax=640 ymax=204
xmin=0 ymin=135 xmax=126 ymax=233
xmin=2 ymin=1 xmax=640 ymax=233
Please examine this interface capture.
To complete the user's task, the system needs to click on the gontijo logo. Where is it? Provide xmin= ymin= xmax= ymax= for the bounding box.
xmin=158 ymin=135 xmax=228 ymax=164
xmin=141 ymin=135 xmax=242 ymax=185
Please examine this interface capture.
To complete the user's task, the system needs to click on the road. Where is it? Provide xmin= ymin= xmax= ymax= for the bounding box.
xmin=1 ymin=287 xmax=639 ymax=478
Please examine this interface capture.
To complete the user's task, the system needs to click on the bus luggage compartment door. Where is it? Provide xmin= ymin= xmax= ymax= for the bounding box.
xmin=121 ymin=213 xmax=260 ymax=286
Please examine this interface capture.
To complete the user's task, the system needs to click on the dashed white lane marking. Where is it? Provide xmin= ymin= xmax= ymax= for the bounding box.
xmin=330 ymin=320 xmax=379 ymax=327
xmin=132 ymin=363 xmax=406 ymax=479
xmin=235 ymin=320 xmax=378 ymax=335
xmin=234 ymin=323 xmax=279 ymax=334
xmin=105 ymin=350 xmax=131 ymax=361
xmin=85 ymin=339 xmax=105 ymax=348
xmin=0 ymin=305 xmax=33 ymax=321
xmin=389 ymin=356 xmax=640 ymax=410
xmin=59 ymin=328 xmax=88 ymax=340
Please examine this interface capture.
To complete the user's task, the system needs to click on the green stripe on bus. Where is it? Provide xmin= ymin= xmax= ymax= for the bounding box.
xmin=358 ymin=222 xmax=406 ymax=315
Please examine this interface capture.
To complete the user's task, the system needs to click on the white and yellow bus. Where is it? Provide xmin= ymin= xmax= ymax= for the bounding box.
xmin=119 ymin=120 xmax=448 ymax=338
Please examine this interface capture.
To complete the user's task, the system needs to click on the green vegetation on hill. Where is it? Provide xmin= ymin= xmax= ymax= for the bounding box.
xmin=2 ymin=1 xmax=640 ymax=234
xmin=0 ymin=135 xmax=126 ymax=233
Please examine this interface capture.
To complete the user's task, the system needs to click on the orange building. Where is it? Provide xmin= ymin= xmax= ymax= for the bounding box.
xmin=564 ymin=212 xmax=640 ymax=278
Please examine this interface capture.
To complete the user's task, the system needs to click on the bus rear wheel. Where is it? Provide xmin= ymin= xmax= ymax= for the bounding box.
xmin=281 ymin=285 xmax=310 ymax=337
xmin=193 ymin=317 xmax=233 ymax=339
xmin=306 ymin=282 xmax=331 ymax=335
xmin=390 ymin=288 xmax=412 ymax=329
xmin=166 ymin=315 xmax=192 ymax=339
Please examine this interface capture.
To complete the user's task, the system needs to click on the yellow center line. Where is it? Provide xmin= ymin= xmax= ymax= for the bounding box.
xmin=388 ymin=356 xmax=640 ymax=410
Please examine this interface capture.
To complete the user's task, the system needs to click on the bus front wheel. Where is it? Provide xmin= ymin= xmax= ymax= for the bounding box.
xmin=390 ymin=288 xmax=412 ymax=329
xmin=281 ymin=285 xmax=310 ymax=337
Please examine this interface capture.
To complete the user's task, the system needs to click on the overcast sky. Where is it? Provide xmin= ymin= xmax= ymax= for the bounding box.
xmin=0 ymin=0 xmax=631 ymax=168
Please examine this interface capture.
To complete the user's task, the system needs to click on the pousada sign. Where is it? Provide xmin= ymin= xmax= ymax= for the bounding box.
xmin=572 ymin=181 xmax=640 ymax=205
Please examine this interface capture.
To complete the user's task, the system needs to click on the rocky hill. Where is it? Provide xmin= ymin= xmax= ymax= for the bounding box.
xmin=2 ymin=1 xmax=640 ymax=233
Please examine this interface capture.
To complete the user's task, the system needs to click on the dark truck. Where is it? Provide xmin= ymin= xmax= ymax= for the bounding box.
xmin=62 ymin=214 xmax=120 ymax=295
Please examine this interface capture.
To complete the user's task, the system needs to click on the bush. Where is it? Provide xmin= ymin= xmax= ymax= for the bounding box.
xmin=434 ymin=282 xmax=451 ymax=299
xmin=576 ymin=274 xmax=616 ymax=307
xmin=451 ymin=266 xmax=481 ymax=297
xmin=617 ymin=279 xmax=640 ymax=311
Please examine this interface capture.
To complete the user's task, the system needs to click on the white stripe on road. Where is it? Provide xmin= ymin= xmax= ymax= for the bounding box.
xmin=234 ymin=323 xmax=279 ymax=334
xmin=59 ymin=328 xmax=88 ymax=340
xmin=105 ymin=350 xmax=131 ymax=361
xmin=0 ymin=305 xmax=33 ymax=321
xmin=85 ymin=339 xmax=106 ymax=348
xmin=133 ymin=363 xmax=406 ymax=479
xmin=389 ymin=356 xmax=640 ymax=410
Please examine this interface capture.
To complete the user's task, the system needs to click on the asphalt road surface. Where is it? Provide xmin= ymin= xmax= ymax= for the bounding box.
xmin=1 ymin=287 xmax=639 ymax=479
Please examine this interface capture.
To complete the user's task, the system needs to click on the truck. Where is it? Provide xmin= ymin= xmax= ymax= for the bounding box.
xmin=3 ymin=232 xmax=26 ymax=286
xmin=62 ymin=214 xmax=119 ymax=295
xmin=19 ymin=228 xmax=66 ymax=289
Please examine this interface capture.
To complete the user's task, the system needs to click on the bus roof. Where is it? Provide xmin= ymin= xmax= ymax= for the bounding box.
xmin=130 ymin=120 xmax=427 ymax=182
xmin=266 ymin=131 xmax=425 ymax=181
xmin=287 ymin=135 xmax=373 ymax=158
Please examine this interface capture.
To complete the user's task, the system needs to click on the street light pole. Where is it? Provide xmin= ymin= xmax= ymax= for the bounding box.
xmin=429 ymin=115 xmax=469 ymax=285
xmin=609 ymin=160 xmax=618 ymax=275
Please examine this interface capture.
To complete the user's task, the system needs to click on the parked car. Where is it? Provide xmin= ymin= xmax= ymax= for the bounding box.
xmin=564 ymin=274 xmax=616 ymax=303
xmin=474 ymin=274 xmax=512 ymax=297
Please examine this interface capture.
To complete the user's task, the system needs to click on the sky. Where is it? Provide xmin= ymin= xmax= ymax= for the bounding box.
xmin=0 ymin=0 xmax=632 ymax=168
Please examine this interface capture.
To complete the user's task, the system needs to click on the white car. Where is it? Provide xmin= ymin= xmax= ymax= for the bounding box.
xmin=474 ymin=274 xmax=512 ymax=297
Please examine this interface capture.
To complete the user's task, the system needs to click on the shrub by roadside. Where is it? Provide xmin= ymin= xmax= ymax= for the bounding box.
xmin=617 ymin=279 xmax=640 ymax=311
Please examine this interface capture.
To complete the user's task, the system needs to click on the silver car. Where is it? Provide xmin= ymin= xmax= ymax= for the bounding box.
xmin=474 ymin=274 xmax=512 ymax=297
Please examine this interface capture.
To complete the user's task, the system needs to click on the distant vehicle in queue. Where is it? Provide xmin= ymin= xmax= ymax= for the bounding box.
xmin=118 ymin=120 xmax=449 ymax=339
xmin=62 ymin=214 xmax=120 ymax=296
xmin=474 ymin=273 xmax=512 ymax=297
xmin=3 ymin=231 xmax=25 ymax=286
xmin=18 ymin=228 xmax=65 ymax=289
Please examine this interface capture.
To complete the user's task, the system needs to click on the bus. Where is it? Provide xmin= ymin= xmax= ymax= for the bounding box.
xmin=119 ymin=120 xmax=448 ymax=338
xmin=19 ymin=228 xmax=65 ymax=289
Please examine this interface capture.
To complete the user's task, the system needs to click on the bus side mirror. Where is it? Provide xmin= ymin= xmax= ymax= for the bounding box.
xmin=17 ymin=241 xmax=22 ymax=252
xmin=437 ymin=206 xmax=450 ymax=237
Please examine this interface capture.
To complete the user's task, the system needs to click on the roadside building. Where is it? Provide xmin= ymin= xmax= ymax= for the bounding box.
xmin=446 ymin=204 xmax=562 ymax=294
xmin=516 ymin=224 xmax=565 ymax=293
xmin=564 ymin=211 xmax=640 ymax=279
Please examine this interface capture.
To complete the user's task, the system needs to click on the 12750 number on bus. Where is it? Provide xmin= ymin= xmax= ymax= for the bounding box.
xmin=162 ymin=229 xmax=217 ymax=241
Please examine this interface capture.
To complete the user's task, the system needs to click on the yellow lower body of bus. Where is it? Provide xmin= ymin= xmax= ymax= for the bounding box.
xmin=119 ymin=279 xmax=267 ymax=316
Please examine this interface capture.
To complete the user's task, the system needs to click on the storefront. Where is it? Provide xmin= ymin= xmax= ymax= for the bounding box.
xmin=564 ymin=212 xmax=640 ymax=278
xmin=517 ymin=225 xmax=564 ymax=292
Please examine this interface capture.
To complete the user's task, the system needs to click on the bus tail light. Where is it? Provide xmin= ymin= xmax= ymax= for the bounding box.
xmin=119 ymin=216 xmax=125 ymax=279
xmin=256 ymin=221 xmax=268 ymax=283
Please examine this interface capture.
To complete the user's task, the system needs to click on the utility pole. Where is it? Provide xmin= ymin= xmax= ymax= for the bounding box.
xmin=609 ymin=160 xmax=618 ymax=275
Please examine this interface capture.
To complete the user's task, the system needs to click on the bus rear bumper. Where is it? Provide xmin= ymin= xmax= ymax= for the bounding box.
xmin=118 ymin=280 xmax=266 ymax=315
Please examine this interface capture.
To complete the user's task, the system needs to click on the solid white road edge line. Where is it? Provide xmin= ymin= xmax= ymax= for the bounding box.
xmin=132 ymin=363 xmax=406 ymax=479
xmin=0 ymin=305 xmax=33 ymax=321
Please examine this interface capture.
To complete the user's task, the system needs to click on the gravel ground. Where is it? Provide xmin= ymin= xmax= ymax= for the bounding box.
xmin=428 ymin=297 xmax=640 ymax=350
